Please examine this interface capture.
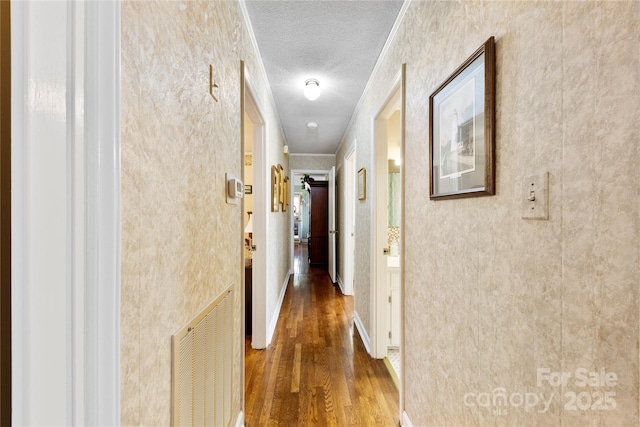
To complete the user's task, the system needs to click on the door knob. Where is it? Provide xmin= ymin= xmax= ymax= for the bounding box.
xmin=383 ymin=247 xmax=390 ymax=255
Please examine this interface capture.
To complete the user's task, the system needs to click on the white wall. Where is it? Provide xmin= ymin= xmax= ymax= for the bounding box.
xmin=289 ymin=153 xmax=336 ymax=171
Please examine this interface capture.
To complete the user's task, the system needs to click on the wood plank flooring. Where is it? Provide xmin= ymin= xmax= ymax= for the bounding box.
xmin=244 ymin=244 xmax=399 ymax=426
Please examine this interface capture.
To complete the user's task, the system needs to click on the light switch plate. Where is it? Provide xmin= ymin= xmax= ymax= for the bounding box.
xmin=522 ymin=172 xmax=549 ymax=220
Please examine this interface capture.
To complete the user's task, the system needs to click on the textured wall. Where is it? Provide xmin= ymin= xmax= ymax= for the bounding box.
xmin=121 ymin=1 xmax=288 ymax=425
xmin=337 ymin=1 xmax=640 ymax=425
xmin=289 ymin=153 xmax=336 ymax=171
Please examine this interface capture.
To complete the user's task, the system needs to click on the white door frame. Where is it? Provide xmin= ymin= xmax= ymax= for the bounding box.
xmin=328 ymin=166 xmax=337 ymax=283
xmin=342 ymin=145 xmax=356 ymax=296
xmin=11 ymin=1 xmax=121 ymax=423
xmin=371 ymin=72 xmax=402 ymax=360
xmin=242 ymin=70 xmax=268 ymax=350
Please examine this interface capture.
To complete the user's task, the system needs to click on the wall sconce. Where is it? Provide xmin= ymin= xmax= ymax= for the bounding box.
xmin=304 ymin=78 xmax=321 ymax=101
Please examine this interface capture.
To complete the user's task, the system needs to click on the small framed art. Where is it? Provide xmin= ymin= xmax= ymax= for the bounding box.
xmin=358 ymin=167 xmax=366 ymax=200
xmin=271 ymin=165 xmax=280 ymax=212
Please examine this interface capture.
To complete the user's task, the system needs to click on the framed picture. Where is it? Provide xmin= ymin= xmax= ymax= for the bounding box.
xmin=429 ymin=36 xmax=495 ymax=200
xmin=358 ymin=167 xmax=366 ymax=200
xmin=271 ymin=165 xmax=279 ymax=212
xmin=282 ymin=176 xmax=290 ymax=212
xmin=277 ymin=164 xmax=285 ymax=208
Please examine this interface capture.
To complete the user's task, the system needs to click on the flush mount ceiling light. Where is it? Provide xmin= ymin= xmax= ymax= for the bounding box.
xmin=307 ymin=122 xmax=318 ymax=129
xmin=303 ymin=79 xmax=321 ymax=101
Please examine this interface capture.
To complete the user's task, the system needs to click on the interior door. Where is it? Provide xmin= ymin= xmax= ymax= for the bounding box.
xmin=328 ymin=166 xmax=336 ymax=283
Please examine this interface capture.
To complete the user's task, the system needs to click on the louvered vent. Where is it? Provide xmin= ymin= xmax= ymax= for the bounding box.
xmin=172 ymin=285 xmax=233 ymax=427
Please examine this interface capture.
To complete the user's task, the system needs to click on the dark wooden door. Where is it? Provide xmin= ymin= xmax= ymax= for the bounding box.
xmin=308 ymin=181 xmax=328 ymax=266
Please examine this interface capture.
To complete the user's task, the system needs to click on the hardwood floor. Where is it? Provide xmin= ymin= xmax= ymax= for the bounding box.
xmin=244 ymin=244 xmax=399 ymax=426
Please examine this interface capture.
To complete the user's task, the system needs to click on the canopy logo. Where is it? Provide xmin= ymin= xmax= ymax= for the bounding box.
xmin=463 ymin=367 xmax=618 ymax=416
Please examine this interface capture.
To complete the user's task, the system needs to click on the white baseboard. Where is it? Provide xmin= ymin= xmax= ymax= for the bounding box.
xmin=401 ymin=411 xmax=413 ymax=427
xmin=234 ymin=410 xmax=245 ymax=427
xmin=266 ymin=269 xmax=291 ymax=346
xmin=336 ymin=274 xmax=346 ymax=295
xmin=353 ymin=310 xmax=372 ymax=356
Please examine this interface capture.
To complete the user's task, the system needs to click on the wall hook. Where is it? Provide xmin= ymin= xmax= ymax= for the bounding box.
xmin=209 ymin=64 xmax=219 ymax=102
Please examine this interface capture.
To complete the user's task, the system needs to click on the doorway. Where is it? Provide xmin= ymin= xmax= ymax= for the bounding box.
xmin=342 ymin=146 xmax=356 ymax=296
xmin=241 ymin=66 xmax=267 ymax=349
xmin=372 ymin=68 xmax=405 ymax=392
xmin=289 ymin=169 xmax=333 ymax=274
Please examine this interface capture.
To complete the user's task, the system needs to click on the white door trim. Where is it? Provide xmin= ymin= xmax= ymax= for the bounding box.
xmin=10 ymin=2 xmax=28 ymax=422
xmin=11 ymin=1 xmax=121 ymax=423
xmin=243 ymin=71 xmax=268 ymax=350
xmin=84 ymin=2 xmax=121 ymax=424
xmin=371 ymin=72 xmax=402 ymax=359
xmin=328 ymin=166 xmax=337 ymax=283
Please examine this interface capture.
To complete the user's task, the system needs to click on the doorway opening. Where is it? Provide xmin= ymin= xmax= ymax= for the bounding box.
xmin=241 ymin=65 xmax=267 ymax=350
xmin=289 ymin=169 xmax=334 ymax=277
xmin=342 ymin=146 xmax=356 ymax=296
xmin=372 ymin=68 xmax=405 ymax=398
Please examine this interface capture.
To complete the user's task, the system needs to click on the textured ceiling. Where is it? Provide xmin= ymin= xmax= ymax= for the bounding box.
xmin=244 ymin=0 xmax=404 ymax=154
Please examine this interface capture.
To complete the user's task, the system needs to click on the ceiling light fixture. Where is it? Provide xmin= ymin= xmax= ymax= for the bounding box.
xmin=307 ymin=122 xmax=318 ymax=129
xmin=304 ymin=79 xmax=321 ymax=101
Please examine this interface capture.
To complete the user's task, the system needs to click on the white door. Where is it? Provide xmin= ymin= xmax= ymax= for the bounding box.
xmin=328 ymin=166 xmax=337 ymax=283
xmin=344 ymin=147 xmax=356 ymax=295
xmin=388 ymin=267 xmax=401 ymax=347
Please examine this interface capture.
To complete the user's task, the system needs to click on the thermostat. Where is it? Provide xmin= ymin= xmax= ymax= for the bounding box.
xmin=226 ymin=173 xmax=244 ymax=204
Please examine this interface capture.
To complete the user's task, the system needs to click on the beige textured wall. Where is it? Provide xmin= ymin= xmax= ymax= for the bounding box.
xmin=337 ymin=1 xmax=640 ymax=425
xmin=289 ymin=153 xmax=336 ymax=171
xmin=266 ymin=116 xmax=291 ymax=333
xmin=121 ymin=1 xmax=288 ymax=425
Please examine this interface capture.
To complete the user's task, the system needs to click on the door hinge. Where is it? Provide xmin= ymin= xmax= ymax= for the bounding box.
xmin=388 ymin=295 xmax=391 ymax=303
xmin=389 ymin=331 xmax=392 ymax=339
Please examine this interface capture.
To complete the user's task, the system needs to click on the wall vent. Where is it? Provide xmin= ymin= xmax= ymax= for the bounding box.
xmin=172 ymin=285 xmax=233 ymax=427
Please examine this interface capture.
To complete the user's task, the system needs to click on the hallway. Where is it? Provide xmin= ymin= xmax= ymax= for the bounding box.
xmin=244 ymin=245 xmax=399 ymax=426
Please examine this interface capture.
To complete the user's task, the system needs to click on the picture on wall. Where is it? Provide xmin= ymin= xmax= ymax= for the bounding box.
xmin=282 ymin=176 xmax=289 ymax=212
xmin=271 ymin=165 xmax=279 ymax=212
xmin=429 ymin=36 xmax=496 ymax=200
xmin=278 ymin=164 xmax=285 ymax=208
xmin=358 ymin=167 xmax=366 ymax=200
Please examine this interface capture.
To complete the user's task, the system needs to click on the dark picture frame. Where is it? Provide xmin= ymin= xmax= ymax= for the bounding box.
xmin=357 ymin=167 xmax=366 ymax=200
xmin=429 ymin=36 xmax=496 ymax=200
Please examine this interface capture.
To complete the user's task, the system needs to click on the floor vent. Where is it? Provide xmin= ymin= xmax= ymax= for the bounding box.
xmin=172 ymin=285 xmax=233 ymax=427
